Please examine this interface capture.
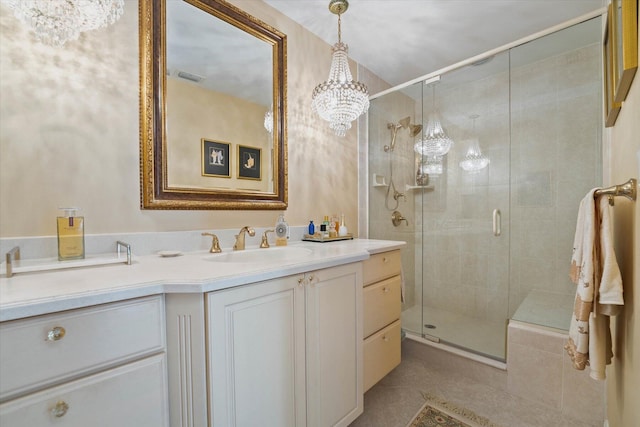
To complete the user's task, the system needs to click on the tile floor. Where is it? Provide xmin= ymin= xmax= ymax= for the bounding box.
xmin=349 ymin=339 xmax=601 ymax=427
xmin=401 ymin=304 xmax=507 ymax=360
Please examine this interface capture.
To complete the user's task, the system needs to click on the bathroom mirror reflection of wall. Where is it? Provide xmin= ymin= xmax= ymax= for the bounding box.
xmin=139 ymin=0 xmax=287 ymax=209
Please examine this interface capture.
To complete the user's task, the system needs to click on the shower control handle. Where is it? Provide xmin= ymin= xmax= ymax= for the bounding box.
xmin=391 ymin=211 xmax=408 ymax=227
xmin=493 ymin=209 xmax=501 ymax=237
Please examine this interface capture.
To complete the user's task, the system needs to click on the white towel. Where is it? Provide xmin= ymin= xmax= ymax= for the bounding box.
xmin=565 ymin=190 xmax=624 ymax=380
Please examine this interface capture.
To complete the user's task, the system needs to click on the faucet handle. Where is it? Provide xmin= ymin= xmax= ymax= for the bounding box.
xmin=260 ymin=229 xmax=275 ymax=248
xmin=201 ymin=232 xmax=222 ymax=253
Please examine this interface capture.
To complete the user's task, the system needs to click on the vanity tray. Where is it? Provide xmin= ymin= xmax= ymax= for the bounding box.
xmin=302 ymin=234 xmax=354 ymax=243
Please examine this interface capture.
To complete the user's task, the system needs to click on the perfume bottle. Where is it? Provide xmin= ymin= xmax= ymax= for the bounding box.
xmin=338 ymin=213 xmax=348 ymax=236
xmin=57 ymin=208 xmax=85 ymax=261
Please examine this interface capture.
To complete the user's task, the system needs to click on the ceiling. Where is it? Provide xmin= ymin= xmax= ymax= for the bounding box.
xmin=262 ymin=0 xmax=604 ymax=90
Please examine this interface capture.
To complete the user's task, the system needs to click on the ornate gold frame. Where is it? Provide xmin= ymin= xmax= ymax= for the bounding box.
xmin=604 ymin=3 xmax=622 ymax=128
xmin=612 ymin=0 xmax=638 ymax=103
xmin=139 ymin=0 xmax=287 ymax=209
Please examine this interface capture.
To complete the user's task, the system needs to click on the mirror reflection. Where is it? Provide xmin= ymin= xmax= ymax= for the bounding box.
xmin=140 ymin=0 xmax=287 ymax=209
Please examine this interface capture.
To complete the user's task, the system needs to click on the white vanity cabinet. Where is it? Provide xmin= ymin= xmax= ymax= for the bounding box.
xmin=0 ymin=296 xmax=169 ymax=426
xmin=206 ymin=262 xmax=363 ymax=427
xmin=362 ymin=250 xmax=402 ymax=392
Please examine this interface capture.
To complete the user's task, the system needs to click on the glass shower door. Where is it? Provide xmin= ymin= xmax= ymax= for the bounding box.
xmin=419 ymin=52 xmax=511 ymax=360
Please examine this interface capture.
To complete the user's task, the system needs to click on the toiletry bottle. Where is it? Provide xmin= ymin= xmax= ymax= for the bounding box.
xmin=332 ymin=214 xmax=340 ymax=233
xmin=275 ymin=214 xmax=289 ymax=245
xmin=339 ymin=213 xmax=348 ymax=236
xmin=308 ymin=220 xmax=315 ymax=235
xmin=320 ymin=224 xmax=328 ymax=238
xmin=57 ymin=207 xmax=85 ymax=261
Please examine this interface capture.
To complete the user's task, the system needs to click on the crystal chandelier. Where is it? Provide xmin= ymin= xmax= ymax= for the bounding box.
xmin=311 ymin=0 xmax=369 ymax=137
xmin=4 ymin=0 xmax=125 ymax=46
xmin=414 ymin=85 xmax=453 ymax=156
xmin=459 ymin=115 xmax=490 ymax=172
xmin=264 ymin=107 xmax=273 ymax=134
xmin=421 ymin=155 xmax=444 ymax=175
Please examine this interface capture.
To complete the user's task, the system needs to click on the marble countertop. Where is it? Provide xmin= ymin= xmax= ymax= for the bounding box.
xmin=0 ymin=239 xmax=405 ymax=322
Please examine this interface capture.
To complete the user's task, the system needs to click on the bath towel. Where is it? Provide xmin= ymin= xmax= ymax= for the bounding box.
xmin=565 ymin=190 xmax=624 ymax=380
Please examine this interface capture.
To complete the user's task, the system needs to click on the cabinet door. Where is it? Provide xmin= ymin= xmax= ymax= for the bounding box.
xmin=305 ymin=263 xmax=363 ymax=427
xmin=0 ymin=354 xmax=168 ymax=427
xmin=207 ymin=277 xmax=306 ymax=427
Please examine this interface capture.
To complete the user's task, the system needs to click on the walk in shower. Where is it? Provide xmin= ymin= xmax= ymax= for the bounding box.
xmin=367 ymin=17 xmax=603 ymax=361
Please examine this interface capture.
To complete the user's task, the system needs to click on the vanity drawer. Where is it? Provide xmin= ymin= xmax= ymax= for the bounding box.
xmin=363 ymin=319 xmax=401 ymax=392
xmin=363 ymin=275 xmax=401 ymax=338
xmin=0 ymin=354 xmax=168 ymax=427
xmin=362 ymin=250 xmax=401 ymax=286
xmin=0 ymin=296 xmax=165 ymax=401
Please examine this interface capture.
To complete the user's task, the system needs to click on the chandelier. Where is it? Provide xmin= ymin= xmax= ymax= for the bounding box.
xmin=459 ymin=115 xmax=490 ymax=172
xmin=414 ymin=85 xmax=453 ymax=156
xmin=311 ymin=0 xmax=369 ymax=137
xmin=421 ymin=156 xmax=444 ymax=175
xmin=4 ymin=0 xmax=125 ymax=46
xmin=264 ymin=107 xmax=273 ymax=134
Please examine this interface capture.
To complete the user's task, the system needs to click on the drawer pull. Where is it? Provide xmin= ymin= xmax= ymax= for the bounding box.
xmin=50 ymin=400 xmax=69 ymax=418
xmin=46 ymin=326 xmax=66 ymax=342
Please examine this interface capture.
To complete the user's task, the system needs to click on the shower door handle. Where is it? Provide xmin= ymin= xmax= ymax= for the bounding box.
xmin=492 ymin=209 xmax=501 ymax=237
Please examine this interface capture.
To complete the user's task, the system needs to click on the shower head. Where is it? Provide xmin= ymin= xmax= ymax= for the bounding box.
xmin=385 ymin=116 xmax=411 ymax=151
xmin=409 ymin=124 xmax=422 ymax=138
xmin=386 ymin=116 xmax=411 ymax=131
xmin=384 ymin=117 xmax=415 ymax=152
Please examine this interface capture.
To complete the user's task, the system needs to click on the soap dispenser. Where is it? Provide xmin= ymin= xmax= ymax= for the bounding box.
xmin=275 ymin=214 xmax=289 ymax=246
xmin=57 ymin=207 xmax=85 ymax=261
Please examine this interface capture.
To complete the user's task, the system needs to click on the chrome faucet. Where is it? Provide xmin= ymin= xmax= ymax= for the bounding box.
xmin=233 ymin=226 xmax=255 ymax=251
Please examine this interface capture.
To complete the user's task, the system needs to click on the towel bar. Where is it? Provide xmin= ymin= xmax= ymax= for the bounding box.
xmin=594 ymin=178 xmax=637 ymax=206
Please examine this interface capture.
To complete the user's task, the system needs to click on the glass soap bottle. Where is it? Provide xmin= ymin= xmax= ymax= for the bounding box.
xmin=338 ymin=213 xmax=348 ymax=237
xmin=57 ymin=208 xmax=85 ymax=261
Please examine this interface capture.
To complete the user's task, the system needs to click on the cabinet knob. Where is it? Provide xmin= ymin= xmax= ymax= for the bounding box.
xmin=307 ymin=274 xmax=314 ymax=283
xmin=50 ymin=400 xmax=69 ymax=418
xmin=382 ymin=257 xmax=388 ymax=263
xmin=297 ymin=277 xmax=304 ymax=287
xmin=382 ymin=287 xmax=389 ymax=293
xmin=382 ymin=335 xmax=389 ymax=342
xmin=46 ymin=326 xmax=66 ymax=342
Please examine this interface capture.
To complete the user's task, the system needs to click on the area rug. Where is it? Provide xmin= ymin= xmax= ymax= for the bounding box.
xmin=407 ymin=393 xmax=502 ymax=427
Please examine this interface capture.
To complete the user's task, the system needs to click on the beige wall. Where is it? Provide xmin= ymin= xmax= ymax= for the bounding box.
xmin=166 ymin=78 xmax=271 ymax=192
xmin=0 ymin=0 xmax=360 ymax=237
xmin=605 ymin=29 xmax=639 ymax=427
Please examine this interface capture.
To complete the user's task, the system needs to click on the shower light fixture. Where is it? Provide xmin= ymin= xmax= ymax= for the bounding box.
xmin=311 ymin=0 xmax=369 ymax=137
xmin=459 ymin=115 xmax=490 ymax=172
xmin=414 ymin=85 xmax=453 ymax=156
xmin=3 ymin=0 xmax=124 ymax=46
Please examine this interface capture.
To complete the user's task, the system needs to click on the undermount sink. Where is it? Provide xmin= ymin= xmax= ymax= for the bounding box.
xmin=205 ymin=246 xmax=313 ymax=264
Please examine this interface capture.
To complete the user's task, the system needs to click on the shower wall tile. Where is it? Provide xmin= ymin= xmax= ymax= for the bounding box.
xmin=507 ymin=342 xmax=563 ymax=409
xmin=561 ymin=351 xmax=605 ymax=423
xmin=506 ymin=322 xmax=604 ymax=424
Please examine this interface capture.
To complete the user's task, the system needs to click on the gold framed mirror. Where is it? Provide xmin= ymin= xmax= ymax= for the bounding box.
xmin=139 ymin=0 xmax=287 ymax=209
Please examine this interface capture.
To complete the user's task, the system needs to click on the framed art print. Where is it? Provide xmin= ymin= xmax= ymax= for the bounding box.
xmin=202 ymin=139 xmax=231 ymax=178
xmin=237 ymin=145 xmax=261 ymax=180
